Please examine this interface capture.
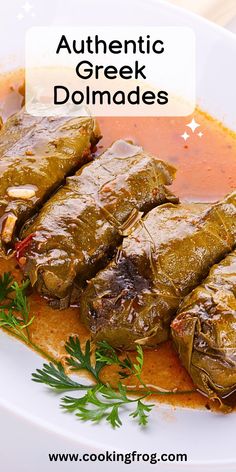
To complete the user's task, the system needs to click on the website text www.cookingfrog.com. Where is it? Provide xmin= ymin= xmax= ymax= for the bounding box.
xmin=48 ymin=450 xmax=188 ymax=465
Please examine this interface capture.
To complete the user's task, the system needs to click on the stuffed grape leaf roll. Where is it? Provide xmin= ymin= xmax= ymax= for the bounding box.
xmin=18 ymin=140 xmax=177 ymax=303
xmin=0 ymin=109 xmax=38 ymax=156
xmin=80 ymin=192 xmax=236 ymax=349
xmin=0 ymin=109 xmax=100 ymax=252
xmin=171 ymin=250 xmax=236 ymax=403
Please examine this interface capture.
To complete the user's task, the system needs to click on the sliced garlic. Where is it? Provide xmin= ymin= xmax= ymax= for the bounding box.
xmin=7 ymin=187 xmax=36 ymax=199
xmin=1 ymin=214 xmax=17 ymax=243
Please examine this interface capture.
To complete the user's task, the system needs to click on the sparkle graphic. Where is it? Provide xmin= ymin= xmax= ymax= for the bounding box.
xmin=186 ymin=118 xmax=200 ymax=133
xmin=181 ymin=132 xmax=190 ymax=141
xmin=198 ymin=131 xmax=204 ymax=138
xmin=22 ymin=2 xmax=33 ymax=13
xmin=17 ymin=1 xmax=36 ymax=22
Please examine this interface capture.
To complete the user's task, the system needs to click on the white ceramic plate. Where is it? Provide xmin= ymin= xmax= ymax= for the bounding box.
xmin=1 ymin=1 xmax=236 ymax=471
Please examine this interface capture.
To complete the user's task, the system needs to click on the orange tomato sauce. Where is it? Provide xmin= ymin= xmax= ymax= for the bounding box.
xmin=1 ymin=69 xmax=236 ymax=411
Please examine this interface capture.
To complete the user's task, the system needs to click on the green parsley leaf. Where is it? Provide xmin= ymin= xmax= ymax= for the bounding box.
xmin=130 ymin=400 xmax=154 ymax=426
xmin=32 ymin=362 xmax=91 ymax=391
xmin=0 ymin=272 xmax=14 ymax=302
xmin=65 ymin=336 xmax=106 ymax=380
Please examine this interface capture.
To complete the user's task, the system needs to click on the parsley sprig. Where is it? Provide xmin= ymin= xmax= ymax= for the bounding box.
xmin=62 ymin=384 xmax=153 ymax=428
xmin=0 ymin=272 xmax=53 ymax=361
xmin=32 ymin=337 xmax=155 ymax=427
xmin=32 ymin=336 xmax=195 ymax=428
xmin=0 ymin=273 xmax=32 ymax=342
xmin=0 ymin=272 xmax=14 ymax=302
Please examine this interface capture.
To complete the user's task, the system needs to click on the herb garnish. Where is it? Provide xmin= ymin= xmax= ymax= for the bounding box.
xmin=32 ymin=337 xmax=195 ymax=428
xmin=0 ymin=272 xmax=14 ymax=302
xmin=0 ymin=271 xmax=195 ymax=428
xmin=33 ymin=336 xmax=155 ymax=427
xmin=0 ymin=273 xmax=53 ymax=361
